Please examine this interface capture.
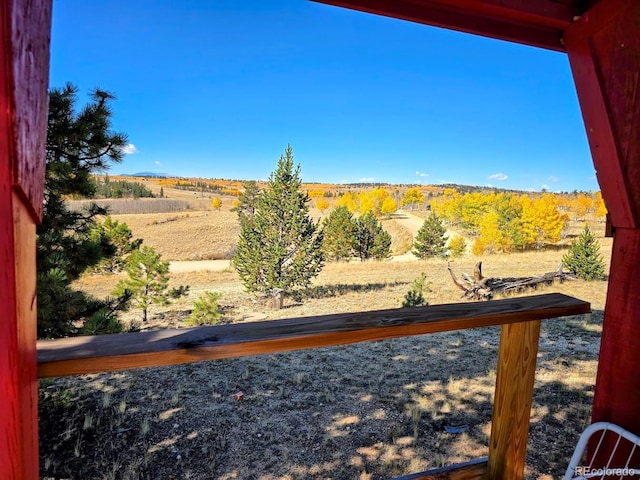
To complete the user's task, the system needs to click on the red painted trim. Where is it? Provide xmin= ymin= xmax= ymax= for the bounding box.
xmin=564 ymin=0 xmax=639 ymax=229
xmin=592 ymin=228 xmax=640 ymax=430
xmin=0 ymin=0 xmax=22 ymax=468
xmin=312 ymin=0 xmax=573 ymax=51
xmin=0 ymin=0 xmax=48 ymax=478
xmin=8 ymin=0 xmax=51 ymax=222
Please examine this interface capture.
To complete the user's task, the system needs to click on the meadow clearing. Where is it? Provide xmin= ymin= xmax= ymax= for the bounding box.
xmin=40 ymin=183 xmax=611 ymax=480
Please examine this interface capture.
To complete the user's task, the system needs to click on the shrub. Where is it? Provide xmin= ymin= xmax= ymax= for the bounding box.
xmin=448 ymin=236 xmax=467 ymax=257
xmin=187 ymin=292 xmax=222 ymax=326
xmin=402 ymin=273 xmax=430 ymax=308
xmin=472 ymin=238 xmax=486 ymax=256
xmin=562 ymin=224 xmax=606 ymax=280
xmin=80 ymin=308 xmax=125 ymax=335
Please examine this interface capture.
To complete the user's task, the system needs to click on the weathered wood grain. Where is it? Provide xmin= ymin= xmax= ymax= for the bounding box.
xmin=486 ymin=320 xmax=541 ymax=480
xmin=9 ymin=0 xmax=52 ymax=222
xmin=392 ymin=457 xmax=487 ymax=479
xmin=1 ymin=1 xmax=50 ymax=478
xmin=38 ymin=293 xmax=590 ymax=378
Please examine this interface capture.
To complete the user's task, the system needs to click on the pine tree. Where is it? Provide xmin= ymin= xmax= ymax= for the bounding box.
xmin=37 ymin=84 xmax=129 ymax=338
xmin=322 ymin=206 xmax=356 ymax=261
xmin=353 ymin=212 xmax=391 ymax=261
xmin=233 ymin=146 xmax=324 ymax=304
xmin=113 ymin=246 xmax=188 ymax=322
xmin=413 ymin=213 xmax=448 ymax=259
xmin=232 ymin=180 xmax=260 ymax=220
xmin=562 ymin=225 xmax=606 ymax=280
xmin=90 ymin=217 xmax=142 ymax=273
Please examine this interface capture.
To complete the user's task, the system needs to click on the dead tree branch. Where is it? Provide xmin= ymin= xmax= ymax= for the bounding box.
xmin=448 ymin=261 xmax=576 ymax=301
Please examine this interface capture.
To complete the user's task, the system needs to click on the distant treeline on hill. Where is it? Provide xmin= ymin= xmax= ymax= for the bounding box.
xmin=95 ymin=176 xmax=155 ymax=199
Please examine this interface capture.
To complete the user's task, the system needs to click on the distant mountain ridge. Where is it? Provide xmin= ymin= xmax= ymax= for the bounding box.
xmin=121 ymin=172 xmax=170 ymax=178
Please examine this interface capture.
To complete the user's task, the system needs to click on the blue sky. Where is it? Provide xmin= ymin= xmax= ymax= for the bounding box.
xmin=50 ymin=0 xmax=597 ymax=192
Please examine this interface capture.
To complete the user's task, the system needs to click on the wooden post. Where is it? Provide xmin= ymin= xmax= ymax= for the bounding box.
xmin=486 ymin=320 xmax=541 ymax=480
xmin=0 ymin=1 xmax=51 ymax=479
xmin=565 ymin=0 xmax=640 ymax=439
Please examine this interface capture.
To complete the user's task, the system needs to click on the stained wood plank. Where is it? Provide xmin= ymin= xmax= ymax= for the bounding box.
xmin=392 ymin=457 xmax=487 ymax=479
xmin=38 ymin=293 xmax=589 ymax=378
xmin=486 ymin=320 xmax=541 ymax=480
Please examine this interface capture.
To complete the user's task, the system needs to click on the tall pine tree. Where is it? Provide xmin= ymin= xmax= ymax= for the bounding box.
xmin=322 ymin=206 xmax=357 ymax=261
xmin=232 ymin=180 xmax=260 ymax=220
xmin=233 ymin=146 xmax=324 ymax=305
xmin=353 ymin=212 xmax=391 ymax=261
xmin=38 ymin=84 xmax=129 ymax=338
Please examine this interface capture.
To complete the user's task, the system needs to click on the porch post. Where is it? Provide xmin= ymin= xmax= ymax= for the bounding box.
xmin=565 ymin=0 xmax=640 ymax=433
xmin=0 ymin=0 xmax=52 ymax=478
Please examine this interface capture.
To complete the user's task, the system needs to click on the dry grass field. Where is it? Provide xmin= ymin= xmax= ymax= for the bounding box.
xmin=40 ymin=189 xmax=611 ymax=479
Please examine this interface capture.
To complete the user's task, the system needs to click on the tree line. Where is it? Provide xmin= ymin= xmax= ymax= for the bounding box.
xmin=94 ymin=176 xmax=155 ymax=199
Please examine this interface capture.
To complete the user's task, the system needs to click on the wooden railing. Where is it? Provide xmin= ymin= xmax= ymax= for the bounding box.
xmin=37 ymin=293 xmax=590 ymax=480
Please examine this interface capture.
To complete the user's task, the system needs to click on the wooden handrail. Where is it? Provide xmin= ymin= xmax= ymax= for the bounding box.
xmin=37 ymin=293 xmax=589 ymax=378
xmin=392 ymin=457 xmax=487 ymax=479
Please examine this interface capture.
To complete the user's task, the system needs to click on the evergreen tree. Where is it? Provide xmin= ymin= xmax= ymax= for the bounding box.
xmin=413 ymin=213 xmax=448 ymax=259
xmin=322 ymin=206 xmax=356 ymax=261
xmin=37 ymin=84 xmax=128 ymax=338
xmin=186 ymin=291 xmax=222 ymax=326
xmin=232 ymin=180 xmax=260 ymax=220
xmin=90 ymin=217 xmax=142 ymax=273
xmin=562 ymin=225 xmax=606 ymax=280
xmin=113 ymin=246 xmax=188 ymax=322
xmin=402 ymin=273 xmax=429 ymax=308
xmin=233 ymin=146 xmax=324 ymax=303
xmin=353 ymin=212 xmax=391 ymax=261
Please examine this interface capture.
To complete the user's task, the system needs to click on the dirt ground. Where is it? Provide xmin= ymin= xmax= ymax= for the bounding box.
xmin=40 ymin=192 xmax=610 ymax=479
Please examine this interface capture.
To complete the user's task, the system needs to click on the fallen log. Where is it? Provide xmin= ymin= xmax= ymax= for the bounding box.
xmin=448 ymin=261 xmax=576 ymax=301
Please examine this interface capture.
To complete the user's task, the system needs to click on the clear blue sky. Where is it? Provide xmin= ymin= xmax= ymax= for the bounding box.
xmin=50 ymin=0 xmax=598 ymax=192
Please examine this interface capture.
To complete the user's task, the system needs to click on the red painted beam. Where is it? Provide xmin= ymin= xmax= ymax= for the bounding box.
xmin=0 ymin=1 xmax=51 ymax=479
xmin=564 ymin=0 xmax=640 ymax=229
xmin=312 ymin=0 xmax=579 ymax=51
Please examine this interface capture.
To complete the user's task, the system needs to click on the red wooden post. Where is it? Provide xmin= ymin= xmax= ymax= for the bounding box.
xmin=565 ymin=0 xmax=640 ymax=437
xmin=0 ymin=0 xmax=51 ymax=479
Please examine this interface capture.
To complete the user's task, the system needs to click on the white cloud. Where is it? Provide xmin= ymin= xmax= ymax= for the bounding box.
xmin=121 ymin=143 xmax=138 ymax=155
xmin=541 ymin=184 xmax=550 ymax=190
xmin=154 ymin=161 xmax=162 ymax=166
xmin=359 ymin=177 xmax=375 ymax=183
xmin=415 ymin=170 xmax=429 ymax=177
xmin=488 ymin=173 xmax=508 ymax=181
xmin=548 ymin=176 xmax=559 ymax=182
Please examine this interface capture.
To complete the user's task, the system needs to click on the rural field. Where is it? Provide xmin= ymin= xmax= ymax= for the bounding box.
xmin=40 ymin=182 xmax=611 ymax=480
